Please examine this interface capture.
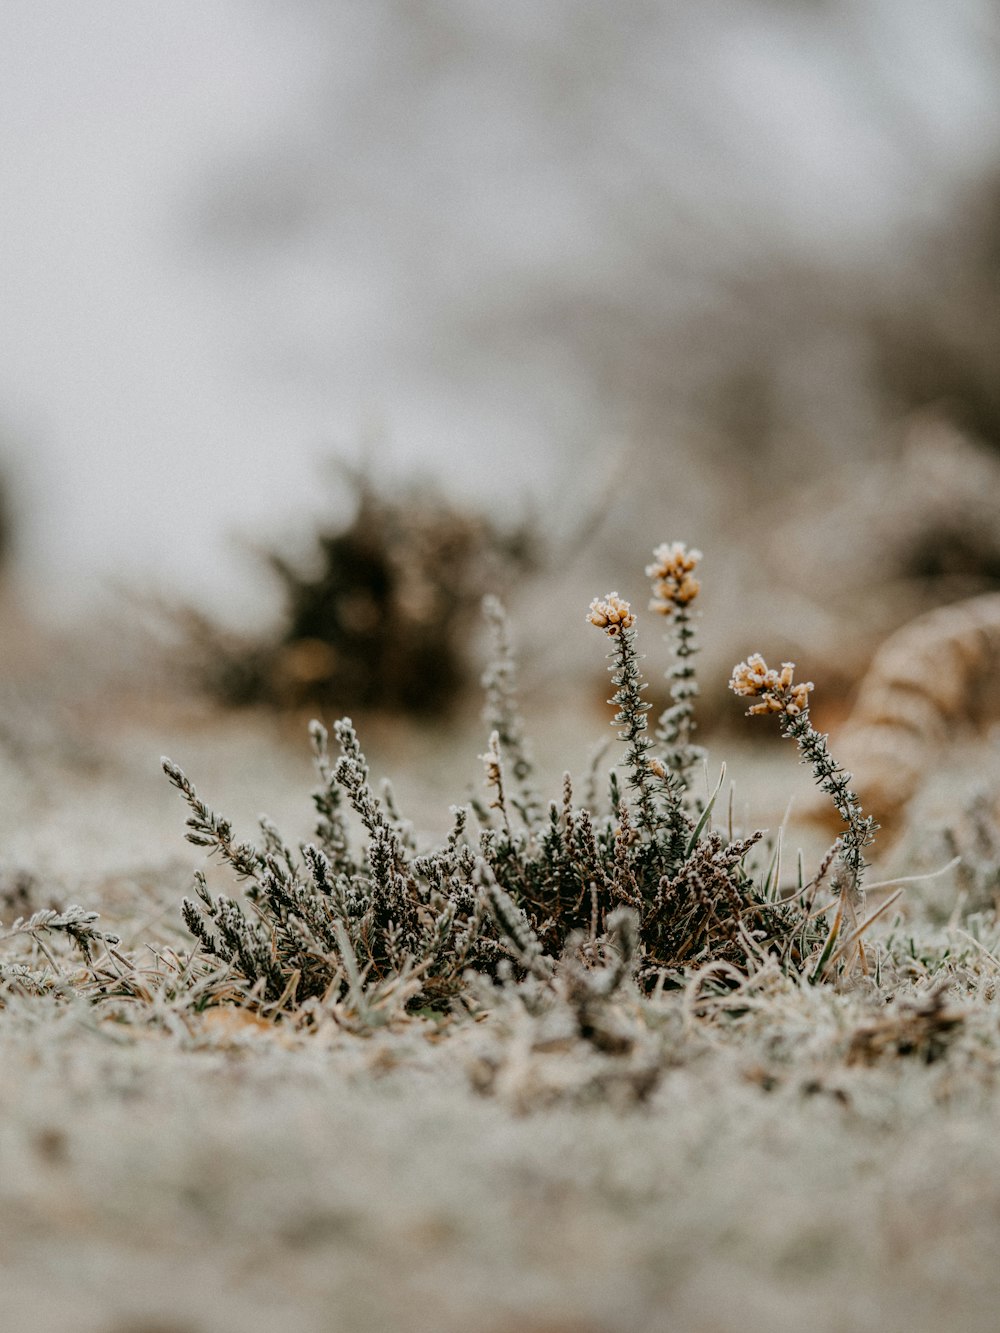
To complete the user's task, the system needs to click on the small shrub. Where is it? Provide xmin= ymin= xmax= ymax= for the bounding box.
xmin=163 ymin=724 xmax=500 ymax=1012
xmin=165 ymin=541 xmax=879 ymax=1015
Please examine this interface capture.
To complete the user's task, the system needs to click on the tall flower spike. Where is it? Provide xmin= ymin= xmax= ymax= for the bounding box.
xmin=647 ymin=541 xmax=704 ymax=793
xmin=729 ymin=652 xmax=878 ymax=978
xmin=587 ymin=591 xmax=661 ymax=837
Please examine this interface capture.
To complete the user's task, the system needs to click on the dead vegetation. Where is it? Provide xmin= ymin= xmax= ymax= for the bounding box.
xmin=804 ymin=590 xmax=1000 ymax=837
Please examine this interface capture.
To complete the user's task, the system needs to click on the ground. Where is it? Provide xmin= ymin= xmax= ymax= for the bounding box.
xmin=3 ymin=626 xmax=1000 ymax=1333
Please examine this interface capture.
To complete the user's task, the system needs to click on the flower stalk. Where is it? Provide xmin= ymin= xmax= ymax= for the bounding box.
xmin=730 ymin=654 xmax=879 ymax=973
xmin=647 ymin=542 xmax=705 ymax=788
xmin=587 ymin=594 xmax=659 ymax=837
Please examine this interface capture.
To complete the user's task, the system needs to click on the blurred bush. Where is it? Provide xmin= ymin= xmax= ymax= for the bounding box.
xmin=179 ymin=468 xmax=536 ymax=715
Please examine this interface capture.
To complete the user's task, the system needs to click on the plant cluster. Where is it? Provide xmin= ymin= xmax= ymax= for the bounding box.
xmin=164 ymin=541 xmax=883 ymax=1016
xmin=163 ymin=724 xmax=501 ymax=1012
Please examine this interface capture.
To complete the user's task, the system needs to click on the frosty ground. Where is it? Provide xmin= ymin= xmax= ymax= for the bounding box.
xmin=3 ymin=656 xmax=1000 ymax=1333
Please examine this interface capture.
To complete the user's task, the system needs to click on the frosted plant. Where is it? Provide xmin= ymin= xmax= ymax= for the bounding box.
xmin=730 ymin=653 xmax=879 ymax=976
xmin=587 ymin=593 xmax=659 ymax=836
xmin=165 ymin=542 xmax=850 ymax=1014
xmin=164 ymin=725 xmax=499 ymax=1012
xmin=1 ymin=905 xmax=120 ymax=965
xmin=647 ymin=542 xmax=705 ymax=789
xmin=477 ymin=574 xmax=821 ymax=982
xmin=0 ymin=904 xmax=122 ymax=995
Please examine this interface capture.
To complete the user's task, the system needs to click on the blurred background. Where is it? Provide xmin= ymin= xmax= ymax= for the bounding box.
xmin=4 ymin=0 xmax=1000 ymax=735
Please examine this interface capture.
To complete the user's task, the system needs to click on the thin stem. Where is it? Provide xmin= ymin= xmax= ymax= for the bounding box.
xmin=656 ymin=602 xmax=705 ymax=787
xmin=608 ymin=626 xmax=658 ymax=836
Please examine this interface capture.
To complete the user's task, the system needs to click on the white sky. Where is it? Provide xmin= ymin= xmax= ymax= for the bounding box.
xmin=1 ymin=1 xmax=998 ymax=621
